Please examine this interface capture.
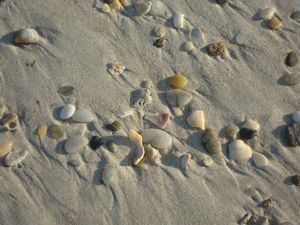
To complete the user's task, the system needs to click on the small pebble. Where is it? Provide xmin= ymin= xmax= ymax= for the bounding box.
xmin=252 ymin=152 xmax=269 ymax=168
xmin=167 ymin=74 xmax=188 ymax=89
xmin=183 ymin=41 xmax=194 ymax=52
xmin=202 ymin=156 xmax=213 ymax=167
xmin=292 ymin=111 xmax=300 ymax=123
xmin=207 ymin=42 xmax=228 ymax=59
xmin=226 ymin=124 xmax=239 ymax=139
xmin=134 ymin=0 xmax=152 ymax=16
xmin=101 ymin=3 xmax=111 ymax=13
xmin=216 ymin=0 xmax=227 ymax=5
xmin=229 ymin=139 xmax=252 ymax=161
xmin=49 ymin=125 xmax=65 ymax=139
xmin=269 ymin=15 xmax=282 ymax=30
xmin=89 ymin=136 xmax=104 ymax=150
xmin=290 ymin=11 xmax=300 ymax=20
xmin=57 ymin=86 xmax=75 ymax=96
xmin=14 ymin=28 xmax=40 ymax=44
xmin=106 ymin=121 xmax=122 ymax=131
xmin=239 ymin=128 xmax=257 ymax=140
xmin=141 ymin=128 xmax=172 ymax=149
xmin=285 ymin=52 xmax=299 ymax=67
xmin=285 ymin=122 xmax=300 ymax=146
xmin=4 ymin=150 xmax=28 ymax=167
xmin=72 ymin=109 xmax=94 ymax=123
xmin=173 ymin=13 xmax=184 ymax=29
xmin=291 ymin=175 xmax=300 ymax=186
xmin=60 ymin=104 xmax=76 ymax=120
xmin=153 ymin=26 xmax=166 ymax=38
xmin=202 ymin=128 xmax=222 ymax=155
xmin=65 ymin=136 xmax=89 ymax=154
xmin=242 ymin=119 xmax=260 ymax=131
xmin=107 ymin=140 xmax=115 ymax=152
xmin=166 ymin=89 xmax=192 ymax=107
xmin=187 ymin=110 xmax=205 ymax=130
xmin=283 ymin=73 xmax=300 ymax=86
xmin=109 ymin=0 xmax=122 ymax=10
xmin=153 ymin=37 xmax=165 ymax=48
xmin=258 ymin=7 xmax=276 ymax=19
xmin=141 ymin=80 xmax=152 ymax=89
xmin=0 ymin=140 xmax=13 ymax=158
xmin=37 ymin=125 xmax=47 ymax=138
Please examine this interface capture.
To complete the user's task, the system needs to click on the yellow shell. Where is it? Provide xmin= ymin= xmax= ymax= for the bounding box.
xmin=269 ymin=15 xmax=282 ymax=30
xmin=110 ymin=0 xmax=122 ymax=10
xmin=167 ymin=74 xmax=188 ymax=89
xmin=128 ymin=129 xmax=145 ymax=165
xmin=0 ymin=141 xmax=13 ymax=158
xmin=38 ymin=125 xmax=48 ymax=138
xmin=102 ymin=3 xmax=111 ymax=13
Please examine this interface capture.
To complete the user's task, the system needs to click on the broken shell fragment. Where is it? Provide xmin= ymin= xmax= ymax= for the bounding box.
xmin=109 ymin=0 xmax=122 ymax=10
xmin=101 ymin=3 xmax=111 ymax=13
xmin=14 ymin=28 xmax=40 ymax=44
xmin=4 ymin=150 xmax=28 ymax=167
xmin=108 ymin=62 xmax=126 ymax=75
xmin=134 ymin=0 xmax=152 ymax=16
xmin=202 ymin=156 xmax=213 ymax=167
xmin=1 ymin=113 xmax=18 ymax=131
xmin=157 ymin=112 xmax=170 ymax=129
xmin=167 ymin=74 xmax=188 ymax=89
xmin=187 ymin=110 xmax=205 ymax=130
xmin=226 ymin=124 xmax=239 ymax=139
xmin=173 ymin=13 xmax=184 ymax=29
xmin=128 ymin=129 xmax=145 ymax=165
xmin=242 ymin=119 xmax=260 ymax=131
xmin=153 ymin=37 xmax=165 ymax=48
xmin=181 ymin=153 xmax=192 ymax=171
xmin=153 ymin=26 xmax=166 ymax=38
xmin=37 ymin=125 xmax=48 ymax=138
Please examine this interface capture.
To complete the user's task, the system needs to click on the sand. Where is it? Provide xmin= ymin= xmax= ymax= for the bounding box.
xmin=0 ymin=0 xmax=300 ymax=224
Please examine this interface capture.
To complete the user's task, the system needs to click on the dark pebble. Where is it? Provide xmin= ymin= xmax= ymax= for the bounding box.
xmin=106 ymin=121 xmax=122 ymax=131
xmin=103 ymin=0 xmax=114 ymax=3
xmin=261 ymin=199 xmax=273 ymax=208
xmin=285 ymin=52 xmax=299 ymax=67
xmin=291 ymin=175 xmax=300 ymax=186
xmin=89 ymin=136 xmax=104 ymax=150
xmin=290 ymin=11 xmax=300 ymax=20
xmin=216 ymin=0 xmax=227 ymax=4
xmin=239 ymin=128 xmax=257 ymax=140
xmin=153 ymin=38 xmax=165 ymax=48
xmin=285 ymin=122 xmax=300 ymax=146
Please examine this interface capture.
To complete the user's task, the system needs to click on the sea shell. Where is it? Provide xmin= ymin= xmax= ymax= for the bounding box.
xmin=60 ymin=104 xmax=76 ymax=120
xmin=109 ymin=0 xmax=122 ymax=10
xmin=202 ymin=156 xmax=213 ymax=167
xmin=269 ymin=15 xmax=282 ymax=30
xmin=202 ymin=128 xmax=222 ymax=154
xmin=101 ymin=3 xmax=111 ymax=13
xmin=187 ymin=110 xmax=205 ymax=130
xmin=0 ymin=140 xmax=13 ymax=158
xmin=141 ymin=128 xmax=172 ymax=150
xmin=49 ymin=124 xmax=65 ymax=139
xmin=290 ymin=11 xmax=300 ymax=20
xmin=134 ymin=0 xmax=152 ymax=16
xmin=37 ymin=125 xmax=47 ymax=138
xmin=64 ymin=136 xmax=89 ymax=154
xmin=106 ymin=121 xmax=122 ymax=131
xmin=261 ymin=198 xmax=273 ymax=208
xmin=144 ymin=144 xmax=161 ymax=164
xmin=102 ymin=165 xmax=116 ymax=186
xmin=229 ymin=140 xmax=252 ymax=161
xmin=239 ymin=213 xmax=252 ymax=225
xmin=153 ymin=26 xmax=166 ymax=38
xmin=4 ymin=150 xmax=28 ymax=167
xmin=292 ymin=111 xmax=300 ymax=123
xmin=89 ymin=136 xmax=104 ymax=150
xmin=226 ymin=124 xmax=239 ymax=139
xmin=1 ymin=112 xmax=18 ymax=131
xmin=130 ymin=89 xmax=152 ymax=108
xmin=173 ymin=13 xmax=184 ymax=29
xmin=119 ymin=0 xmax=129 ymax=6
xmin=207 ymin=42 xmax=228 ymax=59
xmin=242 ymin=119 xmax=260 ymax=131
xmin=14 ymin=28 xmax=40 ymax=44
xmin=157 ymin=112 xmax=170 ymax=129
xmin=283 ymin=73 xmax=300 ymax=86
xmin=285 ymin=122 xmax=300 ymax=146
xmin=108 ymin=62 xmax=126 ymax=75
xmin=239 ymin=128 xmax=257 ymax=140
xmin=128 ymin=129 xmax=145 ymax=165
xmin=149 ymin=0 xmax=169 ymax=17
xmin=72 ymin=109 xmax=94 ymax=123
xmin=258 ymin=7 xmax=276 ymax=19
xmin=285 ymin=51 xmax=299 ymax=67
xmin=252 ymin=152 xmax=268 ymax=168
xmin=181 ymin=153 xmax=192 ymax=171
xmin=183 ymin=41 xmax=194 ymax=52
xmin=166 ymin=89 xmax=192 ymax=107
xmin=167 ymin=74 xmax=188 ymax=89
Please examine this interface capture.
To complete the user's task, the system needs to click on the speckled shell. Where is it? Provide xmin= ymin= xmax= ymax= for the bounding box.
xmin=207 ymin=42 xmax=228 ymax=59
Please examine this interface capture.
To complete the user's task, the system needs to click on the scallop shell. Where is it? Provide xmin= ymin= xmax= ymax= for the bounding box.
xmin=242 ymin=119 xmax=260 ymax=131
xmin=167 ymin=74 xmax=188 ymax=89
xmin=64 ymin=136 xmax=89 ymax=154
xmin=4 ymin=150 xmax=28 ymax=167
xmin=187 ymin=110 xmax=205 ymax=130
xmin=72 ymin=109 xmax=94 ymax=123
xmin=207 ymin=42 xmax=228 ymax=59
xmin=14 ymin=28 xmax=40 ymax=44
xmin=181 ymin=153 xmax=192 ymax=171
xmin=0 ymin=140 xmax=13 ymax=158
xmin=252 ymin=152 xmax=269 ymax=168
xmin=173 ymin=13 xmax=184 ymax=29
xmin=269 ymin=15 xmax=282 ymax=30
xmin=141 ymin=128 xmax=172 ymax=150
xmin=134 ymin=0 xmax=152 ymax=16
xmin=292 ymin=111 xmax=300 ymax=123
xmin=60 ymin=104 xmax=76 ymax=120
xmin=128 ymin=129 xmax=145 ymax=165
xmin=101 ymin=3 xmax=111 ymax=13
xmin=258 ymin=7 xmax=276 ymax=19
xmin=166 ymin=89 xmax=192 ymax=107
xmin=37 ymin=125 xmax=48 ymax=138
xmin=229 ymin=140 xmax=252 ymax=161
xmin=202 ymin=157 xmax=213 ymax=167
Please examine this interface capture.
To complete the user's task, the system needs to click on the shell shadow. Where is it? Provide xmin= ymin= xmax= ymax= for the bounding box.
xmin=277 ymin=75 xmax=290 ymax=86
xmin=160 ymin=153 xmax=181 ymax=170
xmin=92 ymin=157 xmax=108 ymax=185
xmin=157 ymin=92 xmax=169 ymax=108
xmin=186 ymin=131 xmax=206 ymax=154
xmin=52 ymin=106 xmax=63 ymax=121
xmin=55 ymin=139 xmax=67 ymax=155
xmin=271 ymin=124 xmax=289 ymax=147
xmin=173 ymin=114 xmax=190 ymax=130
xmin=35 ymin=26 xmax=59 ymax=44
xmin=260 ymin=20 xmax=270 ymax=30
xmin=156 ymin=78 xmax=169 ymax=91
xmin=0 ymin=31 xmax=15 ymax=44
xmin=252 ymin=11 xmax=262 ymax=21
xmin=283 ymin=176 xmax=294 ymax=186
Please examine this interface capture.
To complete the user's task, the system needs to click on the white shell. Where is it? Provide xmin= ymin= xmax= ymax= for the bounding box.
xmin=242 ymin=119 xmax=260 ymax=131
xmin=101 ymin=3 xmax=111 ymax=13
xmin=72 ymin=109 xmax=94 ymax=123
xmin=202 ymin=157 xmax=213 ymax=167
xmin=229 ymin=140 xmax=252 ymax=161
xmin=149 ymin=0 xmax=169 ymax=17
xmin=226 ymin=124 xmax=239 ymax=139
xmin=292 ymin=111 xmax=300 ymax=123
xmin=187 ymin=110 xmax=205 ymax=130
xmin=252 ymin=152 xmax=269 ymax=168
xmin=181 ymin=153 xmax=192 ymax=171
xmin=258 ymin=7 xmax=276 ymax=19
xmin=183 ymin=41 xmax=194 ymax=52
xmin=166 ymin=89 xmax=192 ymax=107
xmin=128 ymin=129 xmax=145 ymax=165
xmin=4 ymin=150 xmax=28 ymax=167
xmin=141 ymin=129 xmax=172 ymax=149
xmin=134 ymin=0 xmax=152 ymax=16
xmin=153 ymin=26 xmax=166 ymax=38
xmin=60 ymin=104 xmax=76 ymax=120
xmin=14 ymin=28 xmax=40 ymax=44
xmin=102 ymin=166 xmax=115 ymax=186
xmin=173 ymin=13 xmax=184 ymax=29
xmin=64 ymin=136 xmax=89 ymax=154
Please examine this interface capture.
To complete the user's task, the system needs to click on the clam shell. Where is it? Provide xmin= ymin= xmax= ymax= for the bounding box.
xmin=242 ymin=119 xmax=260 ymax=131
xmin=252 ymin=152 xmax=269 ymax=168
xmin=0 ymin=140 xmax=13 ymax=158
xmin=187 ymin=110 xmax=205 ymax=130
xmin=202 ymin=157 xmax=213 ymax=167
xmin=49 ymin=125 xmax=65 ymax=139
xmin=4 ymin=150 xmax=28 ymax=167
xmin=128 ymin=129 xmax=145 ymax=165
xmin=283 ymin=73 xmax=300 ymax=86
xmin=14 ymin=28 xmax=40 ymax=44
xmin=173 ymin=13 xmax=184 ymax=29
xmin=167 ymin=74 xmax=188 ymax=89
xmin=183 ymin=41 xmax=194 ymax=52
xmin=72 ymin=109 xmax=94 ymax=123
xmin=60 ymin=104 xmax=76 ymax=120
xmin=166 ymin=89 xmax=192 ymax=107
xmin=64 ymin=136 xmax=89 ymax=154
xmin=229 ymin=140 xmax=252 ymax=161
xmin=258 ymin=7 xmax=276 ymax=19
xmin=134 ymin=0 xmax=152 ymax=16
xmin=37 ymin=125 xmax=48 ymax=138
xmin=181 ymin=153 xmax=192 ymax=171
xmin=269 ymin=15 xmax=282 ymax=30
xmin=292 ymin=111 xmax=300 ymax=123
xmin=141 ymin=128 xmax=172 ymax=149
xmin=102 ymin=166 xmax=116 ymax=186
